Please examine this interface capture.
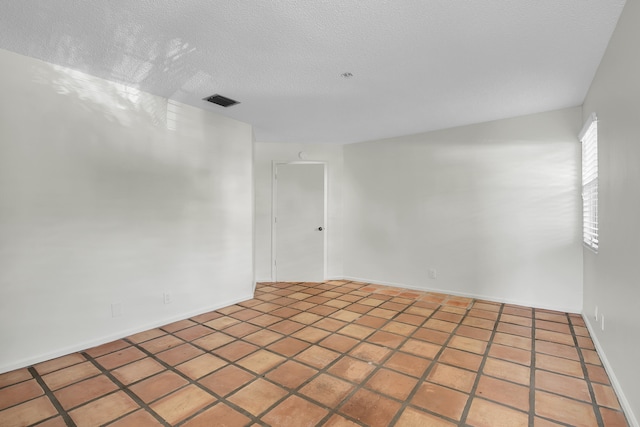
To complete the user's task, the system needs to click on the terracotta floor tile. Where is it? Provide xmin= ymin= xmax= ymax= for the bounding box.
xmin=483 ymin=357 xmax=530 ymax=386
xmin=466 ymin=398 xmax=528 ymax=427
xmin=150 ymin=384 xmax=216 ymax=425
xmin=108 ymin=409 xmax=163 ymax=426
xmin=405 ymin=306 xmax=434 ymax=317
xmin=400 ymin=339 xmax=440 ymax=359
xmin=181 ymin=403 xmax=251 ymax=427
xmin=292 ymin=326 xmax=332 ymax=343
xmin=427 ymin=363 xmax=476 ymax=393
xmin=535 ymin=390 xmax=598 ymax=427
xmin=502 ymin=306 xmax=532 ymax=318
xmin=500 ymin=313 xmax=533 ymax=327
xmin=365 ymin=368 xmax=417 ymax=400
xmin=493 ymin=332 xmax=532 ymax=351
xmin=344 ymin=303 xmax=372 ymax=314
xmin=204 ymin=316 xmax=242 ymax=331
xmin=217 ymin=305 xmax=244 ymax=315
xmin=456 ymin=325 xmax=492 ymax=341
xmin=448 ymin=335 xmax=488 ymax=354
xmin=200 ymin=365 xmax=255 ymax=396
xmin=267 ymin=337 xmax=311 ymax=357
xmin=337 ymin=324 xmax=375 ymax=340
xmin=469 ymin=309 xmax=500 ymax=321
xmin=191 ymin=331 xmax=235 ymax=351
xmin=95 ymin=347 xmax=148 ymax=370
xmin=128 ymin=371 xmax=188 ymax=403
xmin=42 ymin=361 xmax=101 ymax=391
xmin=462 ymin=316 xmax=496 ymax=330
xmin=353 ymin=315 xmax=387 ymax=328
xmin=156 ymin=343 xmax=204 ymax=366
xmin=0 ymin=395 xmax=58 ymax=426
xmin=290 ymin=312 xmax=324 ymax=325
xmin=269 ymin=319 xmax=306 ymax=334
xmin=266 ymin=360 xmax=318 ymax=389
xmin=324 ymin=414 xmax=362 ymax=427
xmin=69 ymin=391 xmax=139 ymax=427
xmin=381 ymin=301 xmax=408 ymax=311
xmin=476 ymin=375 xmax=530 ymax=412
xmin=212 ymin=341 xmax=259 ymax=361
xmin=536 ymin=329 xmax=574 ymax=346
xmin=574 ymin=326 xmax=590 ymax=337
xmin=433 ymin=311 xmax=464 ymax=324
xmin=34 ymin=354 xmax=87 ymax=376
xmin=536 ymin=353 xmax=584 ymax=378
xmin=320 ymin=334 xmax=360 ymax=353
xmin=300 ymin=373 xmax=355 ymax=406
xmin=244 ymin=329 xmax=284 ymax=346
xmin=439 ymin=348 xmax=483 ymax=371
xmin=582 ymin=348 xmax=602 ymax=366
xmin=366 ymin=330 xmax=405 ymax=348
xmin=328 ymin=356 xmax=376 ymax=383
xmin=296 ymin=345 xmax=341 ymax=369
xmin=576 ymin=336 xmax=596 ymax=350
xmin=412 ymin=327 xmax=450 ymax=345
xmin=534 ymin=416 xmax=566 ymax=426
xmin=535 ymin=369 xmax=591 ymax=402
xmin=112 ymin=358 xmax=164 ymax=385
xmin=411 ymin=382 xmax=469 ymax=421
xmin=424 ymin=318 xmax=458 ymax=333
xmin=0 ymin=379 xmax=43 ymax=410
xmin=161 ymin=319 xmax=197 ymax=333
xmin=190 ymin=311 xmax=223 ymax=323
xmin=54 ymin=375 xmax=118 ymax=410
xmin=248 ymin=313 xmax=282 ymax=327
xmin=314 ymin=317 xmax=348 ymax=332
xmin=176 ymin=353 xmax=227 ymax=379
xmin=349 ymin=342 xmax=391 ymax=364
xmin=34 ymin=416 xmax=68 ymax=427
xmin=340 ymin=388 xmax=402 ymax=427
xmin=229 ymin=308 xmax=263 ymax=321
xmin=489 ymin=343 xmax=531 ymax=366
xmin=138 ymin=335 xmax=184 ymax=354
xmin=586 ymin=364 xmax=611 ymax=384
xmin=382 ymin=321 xmax=418 ymax=335
xmin=0 ymin=368 xmax=32 ymax=388
xmin=84 ymin=340 xmax=130 ymax=358
xmin=330 ymin=309 xmax=361 ymax=322
xmin=536 ymin=319 xmax=571 ymax=334
xmin=395 ymin=406 xmax=456 ymax=427
xmin=593 ymin=383 xmax=622 ymax=410
xmin=497 ymin=322 xmax=532 ymax=338
xmin=600 ymin=407 xmax=630 ymax=427
xmin=384 ymin=352 xmax=431 ymax=378
xmin=237 ymin=349 xmax=286 ymax=374
xmin=536 ymin=340 xmax=579 ymax=361
xmin=227 ymin=378 xmax=287 ymax=416
xmin=174 ymin=325 xmax=216 ymax=341
xmin=535 ymin=312 xmax=568 ymax=324
xmin=126 ymin=329 xmax=167 ymax=344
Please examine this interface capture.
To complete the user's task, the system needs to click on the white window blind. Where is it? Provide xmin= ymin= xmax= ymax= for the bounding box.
xmin=580 ymin=114 xmax=598 ymax=251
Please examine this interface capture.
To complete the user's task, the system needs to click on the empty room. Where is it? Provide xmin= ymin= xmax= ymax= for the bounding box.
xmin=0 ymin=1 xmax=638 ymax=426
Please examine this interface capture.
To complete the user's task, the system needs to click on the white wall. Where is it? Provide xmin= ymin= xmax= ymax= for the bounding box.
xmin=254 ymin=143 xmax=343 ymax=281
xmin=0 ymin=49 xmax=254 ymax=373
xmin=582 ymin=0 xmax=640 ymax=423
xmin=343 ymin=107 xmax=583 ymax=312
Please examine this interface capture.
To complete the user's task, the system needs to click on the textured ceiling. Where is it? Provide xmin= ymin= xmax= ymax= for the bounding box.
xmin=0 ymin=1 xmax=626 ymax=144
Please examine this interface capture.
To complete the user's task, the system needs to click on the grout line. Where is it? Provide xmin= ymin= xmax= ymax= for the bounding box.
xmin=28 ymin=366 xmax=77 ymax=427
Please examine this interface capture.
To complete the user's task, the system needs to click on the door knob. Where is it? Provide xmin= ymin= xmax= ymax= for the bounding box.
xmin=317 ymin=227 xmax=324 ymax=231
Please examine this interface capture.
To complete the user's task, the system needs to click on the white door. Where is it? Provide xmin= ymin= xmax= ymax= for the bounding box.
xmin=274 ymin=163 xmax=325 ymax=281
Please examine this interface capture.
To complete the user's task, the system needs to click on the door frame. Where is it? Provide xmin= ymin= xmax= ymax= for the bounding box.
xmin=271 ymin=161 xmax=328 ymax=282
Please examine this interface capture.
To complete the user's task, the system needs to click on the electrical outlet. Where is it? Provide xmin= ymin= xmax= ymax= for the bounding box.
xmin=428 ymin=268 xmax=437 ymax=279
xmin=595 ymin=305 xmax=598 ymax=321
xmin=111 ymin=303 xmax=123 ymax=318
xmin=164 ymin=292 xmax=172 ymax=304
xmin=601 ymin=315 xmax=605 ymax=331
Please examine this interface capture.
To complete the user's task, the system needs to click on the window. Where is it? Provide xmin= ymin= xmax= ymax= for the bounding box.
xmin=580 ymin=114 xmax=598 ymax=251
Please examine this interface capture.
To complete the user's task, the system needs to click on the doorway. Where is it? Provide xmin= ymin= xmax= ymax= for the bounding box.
xmin=272 ymin=162 xmax=327 ymax=282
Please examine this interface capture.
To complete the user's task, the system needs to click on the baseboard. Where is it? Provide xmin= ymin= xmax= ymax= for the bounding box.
xmin=0 ymin=293 xmax=254 ymax=375
xmin=583 ymin=314 xmax=639 ymax=427
xmin=341 ymin=275 xmax=581 ymax=314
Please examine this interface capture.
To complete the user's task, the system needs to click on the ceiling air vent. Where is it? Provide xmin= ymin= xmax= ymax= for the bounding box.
xmin=204 ymin=94 xmax=240 ymax=107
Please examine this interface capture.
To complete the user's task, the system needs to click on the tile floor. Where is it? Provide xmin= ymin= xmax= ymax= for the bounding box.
xmin=0 ymin=281 xmax=629 ymax=427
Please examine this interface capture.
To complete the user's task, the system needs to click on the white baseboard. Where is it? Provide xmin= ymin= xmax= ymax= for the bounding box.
xmin=583 ymin=314 xmax=638 ymax=427
xmin=341 ymin=276 xmax=581 ymax=313
xmin=0 ymin=293 xmax=253 ymax=375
